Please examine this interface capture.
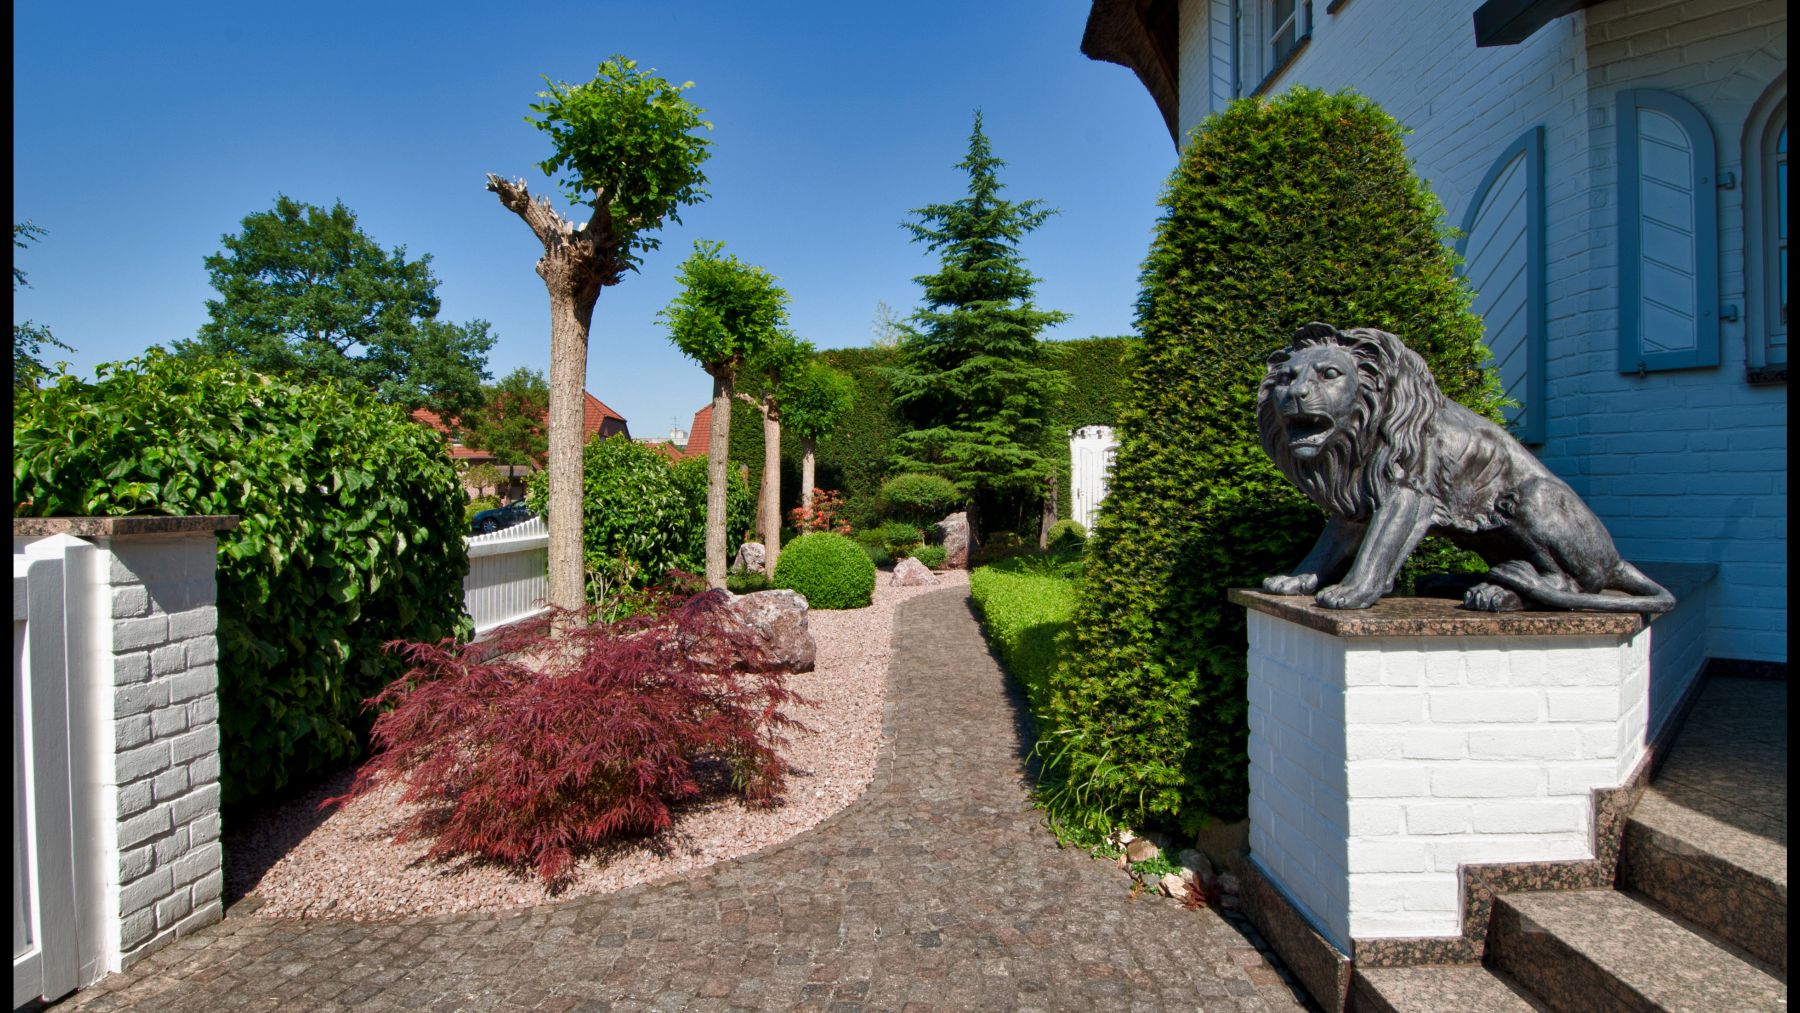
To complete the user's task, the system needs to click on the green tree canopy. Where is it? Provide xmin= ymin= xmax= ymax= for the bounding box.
xmin=888 ymin=112 xmax=1070 ymax=533
xmin=661 ymin=240 xmax=792 ymax=586
xmin=173 ymin=195 xmax=495 ymax=422
xmin=13 ymin=221 xmax=74 ymax=388
xmin=464 ymin=366 xmax=551 ymax=468
xmin=489 ymin=55 xmax=712 ymax=612
xmin=782 ymin=360 xmax=857 ymax=443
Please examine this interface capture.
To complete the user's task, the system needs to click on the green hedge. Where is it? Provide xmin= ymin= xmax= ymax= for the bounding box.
xmin=13 ymin=352 xmax=469 ymax=804
xmin=1051 ymin=87 xmax=1505 ymax=835
xmin=968 ymin=557 xmax=1081 ymax=720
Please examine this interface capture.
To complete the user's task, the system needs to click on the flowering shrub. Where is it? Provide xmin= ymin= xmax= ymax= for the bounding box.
xmin=788 ymin=488 xmax=853 ymax=535
xmin=326 ymin=583 xmax=808 ymax=885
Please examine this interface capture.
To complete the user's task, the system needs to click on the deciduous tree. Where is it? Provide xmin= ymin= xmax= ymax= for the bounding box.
xmin=464 ymin=366 xmax=551 ymax=469
xmin=174 ymin=196 xmax=494 ymax=421
xmin=661 ymin=241 xmax=791 ymax=588
xmin=888 ymin=113 xmax=1069 ymax=540
xmin=781 ymin=361 xmax=856 ymax=511
xmin=13 ymin=221 xmax=73 ymax=388
xmin=488 ymin=56 xmax=711 ymax=611
xmin=736 ymin=333 xmax=812 ymax=573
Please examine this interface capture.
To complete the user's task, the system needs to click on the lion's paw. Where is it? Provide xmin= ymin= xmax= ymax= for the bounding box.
xmin=1263 ymin=573 xmax=1319 ymax=596
xmin=1463 ymin=583 xmax=1525 ymax=611
xmin=1315 ymin=583 xmax=1381 ymax=609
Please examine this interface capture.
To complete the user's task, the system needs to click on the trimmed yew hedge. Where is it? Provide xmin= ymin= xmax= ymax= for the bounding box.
xmin=1047 ymin=88 xmax=1505 ymax=835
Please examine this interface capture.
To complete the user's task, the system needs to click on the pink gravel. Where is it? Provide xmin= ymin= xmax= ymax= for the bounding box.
xmin=224 ymin=568 xmax=969 ymax=920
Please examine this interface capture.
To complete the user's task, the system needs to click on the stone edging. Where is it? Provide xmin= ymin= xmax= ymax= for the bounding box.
xmin=15 ymin=515 xmax=240 ymax=538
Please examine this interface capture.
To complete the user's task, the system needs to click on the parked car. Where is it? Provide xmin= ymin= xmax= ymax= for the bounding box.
xmin=470 ymin=502 xmax=533 ymax=535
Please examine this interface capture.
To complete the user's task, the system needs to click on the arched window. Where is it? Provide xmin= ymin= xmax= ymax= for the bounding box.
xmin=1617 ymin=89 xmax=1721 ymax=374
xmin=1743 ymin=77 xmax=1787 ymax=383
xmin=1458 ymin=127 xmax=1546 ymax=443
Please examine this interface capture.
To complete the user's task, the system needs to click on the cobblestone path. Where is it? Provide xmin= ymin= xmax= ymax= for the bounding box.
xmin=58 ymin=587 xmax=1309 ymax=1012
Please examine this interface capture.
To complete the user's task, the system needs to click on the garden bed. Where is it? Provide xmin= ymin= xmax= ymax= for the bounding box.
xmin=223 ymin=568 xmax=969 ymax=919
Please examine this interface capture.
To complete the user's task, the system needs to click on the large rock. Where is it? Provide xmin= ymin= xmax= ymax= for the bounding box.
xmin=726 ymin=589 xmax=815 ymax=673
xmin=891 ymin=557 xmax=937 ymax=586
xmin=934 ymin=512 xmax=971 ymax=569
xmin=731 ymin=541 xmax=767 ymax=574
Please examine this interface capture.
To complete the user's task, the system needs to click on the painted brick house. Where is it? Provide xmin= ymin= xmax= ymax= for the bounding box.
xmin=1082 ymin=0 xmax=1787 ymax=713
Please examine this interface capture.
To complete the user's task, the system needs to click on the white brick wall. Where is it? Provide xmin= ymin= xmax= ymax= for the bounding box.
xmin=1247 ymin=610 xmax=1649 ymax=945
xmin=98 ymin=533 xmax=225 ymax=967
xmin=1174 ymin=0 xmax=1787 ymax=664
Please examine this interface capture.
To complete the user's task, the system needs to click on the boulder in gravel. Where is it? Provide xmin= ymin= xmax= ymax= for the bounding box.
xmin=728 ymin=589 xmax=815 ymax=673
xmin=1125 ymin=838 xmax=1159 ymax=863
xmin=732 ymin=541 xmax=767 ymax=574
xmin=891 ymin=557 xmax=937 ymax=586
xmin=934 ymin=512 xmax=971 ymax=569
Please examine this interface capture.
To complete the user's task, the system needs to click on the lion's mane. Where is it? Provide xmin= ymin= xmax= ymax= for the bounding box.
xmin=1256 ymin=322 xmax=1445 ymax=521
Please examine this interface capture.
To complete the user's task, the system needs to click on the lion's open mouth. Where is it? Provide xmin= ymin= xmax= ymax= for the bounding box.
xmin=1284 ymin=412 xmax=1336 ymax=448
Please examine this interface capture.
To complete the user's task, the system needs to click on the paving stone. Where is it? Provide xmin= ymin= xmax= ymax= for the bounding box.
xmin=47 ymin=589 xmax=1312 ymax=1012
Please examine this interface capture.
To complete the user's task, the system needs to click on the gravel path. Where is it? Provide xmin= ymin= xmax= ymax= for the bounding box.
xmin=224 ymin=569 xmax=970 ymax=920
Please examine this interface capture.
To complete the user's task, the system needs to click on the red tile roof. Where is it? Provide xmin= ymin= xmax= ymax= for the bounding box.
xmin=411 ymin=390 xmax=630 ymax=459
xmin=681 ymin=403 xmax=714 ymax=459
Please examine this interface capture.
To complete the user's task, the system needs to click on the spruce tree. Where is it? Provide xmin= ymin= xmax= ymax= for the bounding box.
xmin=889 ymin=112 xmax=1069 ymax=537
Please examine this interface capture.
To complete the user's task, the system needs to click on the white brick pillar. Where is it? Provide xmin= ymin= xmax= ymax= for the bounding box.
xmin=1229 ymin=590 xmax=1650 ymax=951
xmin=16 ymin=516 xmax=238 ymax=977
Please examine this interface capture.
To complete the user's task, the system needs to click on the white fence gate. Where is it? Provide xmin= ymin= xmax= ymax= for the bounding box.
xmin=1069 ymin=425 xmax=1120 ymax=534
xmin=464 ymin=516 xmax=550 ymax=638
xmin=14 ymin=553 xmax=81 ymax=1008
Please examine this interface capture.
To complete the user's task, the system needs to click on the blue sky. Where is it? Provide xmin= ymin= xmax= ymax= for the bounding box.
xmin=13 ymin=2 xmax=1176 ymax=437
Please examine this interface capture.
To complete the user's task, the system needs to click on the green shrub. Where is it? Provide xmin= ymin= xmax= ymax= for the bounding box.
xmin=464 ymin=495 xmax=502 ymax=525
xmin=773 ymin=532 xmax=876 ymax=609
xmin=670 ymin=454 xmax=757 ymax=565
xmin=860 ymin=542 xmax=892 ymax=568
xmin=970 ymin=530 xmax=1026 ymax=566
xmin=904 ymin=544 xmax=948 ymax=569
xmin=1054 ymin=87 xmax=1505 ymax=833
xmin=1045 ymin=519 xmax=1087 ymax=551
xmin=856 ymin=520 xmax=924 ymax=555
xmin=968 ymin=557 xmax=1081 ymax=719
xmin=725 ymin=569 xmax=774 ymax=594
xmin=527 ymin=435 xmax=690 ymax=598
xmin=877 ymin=472 xmax=962 ymax=523
xmin=12 ymin=352 xmax=469 ymax=804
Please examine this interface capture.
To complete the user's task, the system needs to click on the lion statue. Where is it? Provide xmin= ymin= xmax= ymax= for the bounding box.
xmin=1256 ymin=322 xmax=1673 ymax=613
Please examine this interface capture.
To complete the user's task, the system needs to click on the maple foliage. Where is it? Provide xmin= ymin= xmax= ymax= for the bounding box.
xmin=787 ymin=487 xmax=853 ymax=535
xmin=326 ymin=580 xmax=810 ymax=885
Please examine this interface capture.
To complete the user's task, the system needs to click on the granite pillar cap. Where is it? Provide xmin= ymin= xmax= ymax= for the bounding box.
xmin=1228 ymin=588 xmax=1644 ymax=638
xmin=14 ymin=515 xmax=241 ymax=539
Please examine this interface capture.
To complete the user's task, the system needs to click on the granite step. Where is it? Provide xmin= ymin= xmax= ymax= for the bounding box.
xmin=1486 ymin=889 xmax=1785 ymax=1012
xmin=1353 ymin=964 xmax=1548 ymax=1012
xmin=1618 ymin=787 xmax=1788 ymax=973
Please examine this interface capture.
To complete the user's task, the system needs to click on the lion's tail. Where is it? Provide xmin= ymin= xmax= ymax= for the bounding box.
xmin=1523 ymin=561 xmax=1676 ymax=615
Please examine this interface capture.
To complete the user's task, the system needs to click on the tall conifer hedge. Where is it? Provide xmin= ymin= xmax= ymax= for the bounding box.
xmin=1046 ymin=88 xmax=1504 ymax=833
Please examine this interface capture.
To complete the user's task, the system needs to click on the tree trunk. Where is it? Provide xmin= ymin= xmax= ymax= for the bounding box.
xmin=801 ymin=439 xmax=817 ymax=511
xmin=1039 ymin=473 xmax=1058 ymax=549
xmin=761 ymin=409 xmax=782 ymax=574
xmin=705 ymin=371 xmax=734 ymax=589
xmin=546 ymin=290 xmax=592 ymax=613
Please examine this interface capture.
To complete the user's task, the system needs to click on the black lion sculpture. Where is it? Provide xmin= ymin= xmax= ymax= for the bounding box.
xmin=1257 ymin=322 xmax=1673 ymax=613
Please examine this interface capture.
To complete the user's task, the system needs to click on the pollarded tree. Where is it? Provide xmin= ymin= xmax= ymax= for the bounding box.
xmin=464 ymin=366 xmax=551 ymax=469
xmin=781 ymin=360 xmax=857 ymax=512
xmin=661 ymin=241 xmax=792 ymax=588
xmin=488 ymin=56 xmax=711 ymax=612
xmin=889 ymin=112 xmax=1069 ymax=540
xmin=735 ymin=332 xmax=813 ymax=574
xmin=175 ymin=196 xmax=495 ymax=421
xmin=1048 ymin=88 xmax=1504 ymax=837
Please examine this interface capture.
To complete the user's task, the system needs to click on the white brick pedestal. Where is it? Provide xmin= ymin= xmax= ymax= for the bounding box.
xmin=1229 ymin=590 xmax=1650 ymax=951
xmin=15 ymin=516 xmax=237 ymax=986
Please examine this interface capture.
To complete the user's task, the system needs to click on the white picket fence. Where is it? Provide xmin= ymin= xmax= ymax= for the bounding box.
xmin=463 ymin=516 xmax=550 ymax=638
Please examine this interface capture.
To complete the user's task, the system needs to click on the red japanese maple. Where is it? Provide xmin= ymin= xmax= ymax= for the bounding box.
xmin=326 ymin=583 xmax=809 ymax=885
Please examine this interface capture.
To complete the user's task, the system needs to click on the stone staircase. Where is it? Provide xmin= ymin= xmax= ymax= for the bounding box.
xmin=1356 ymin=675 xmax=1787 ymax=1012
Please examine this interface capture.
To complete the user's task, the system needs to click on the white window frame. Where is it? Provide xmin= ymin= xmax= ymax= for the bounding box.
xmin=1743 ymin=77 xmax=1787 ymax=382
xmin=1235 ymin=0 xmax=1312 ymax=97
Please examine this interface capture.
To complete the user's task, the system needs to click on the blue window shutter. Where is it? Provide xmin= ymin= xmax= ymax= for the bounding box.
xmin=1617 ymin=89 xmax=1721 ymax=373
xmin=1458 ymin=126 xmax=1546 ymax=444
